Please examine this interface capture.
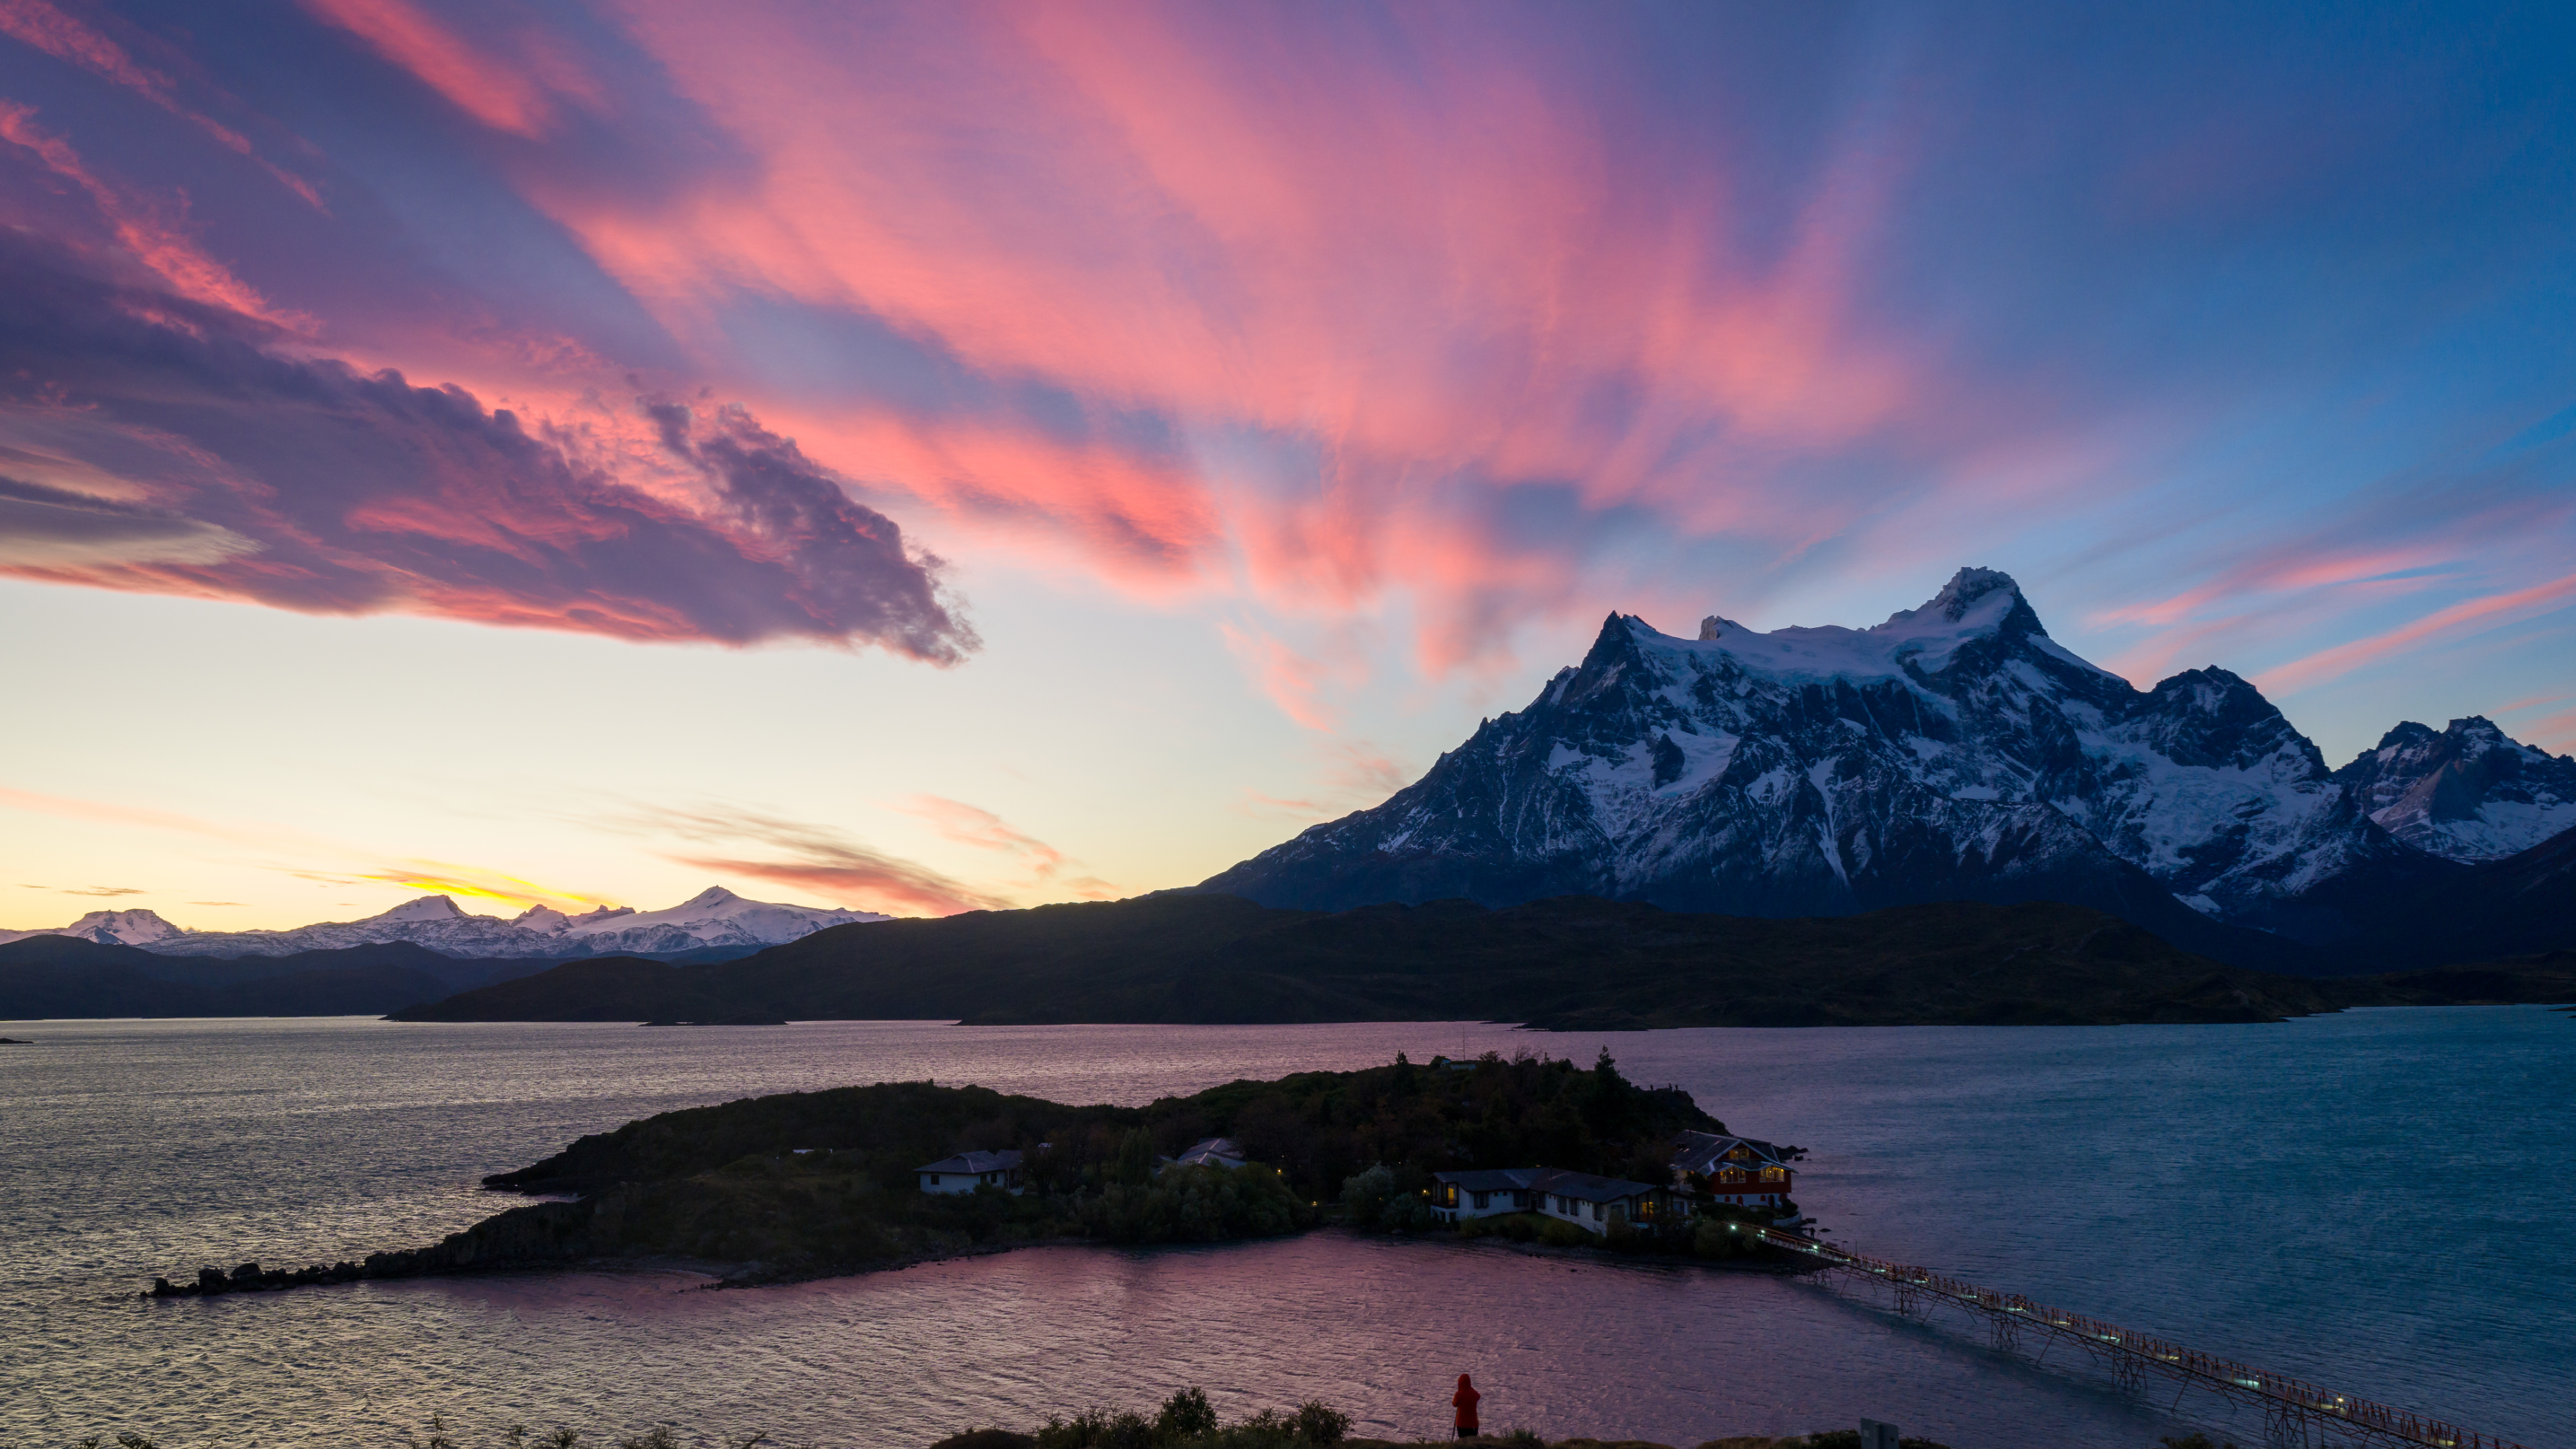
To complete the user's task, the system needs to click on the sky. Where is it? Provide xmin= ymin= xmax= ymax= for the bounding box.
xmin=3 ymin=1 xmax=2574 ymax=930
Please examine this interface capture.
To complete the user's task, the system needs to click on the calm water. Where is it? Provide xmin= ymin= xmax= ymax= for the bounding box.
xmin=1 ymin=1012 xmax=2568 ymax=1449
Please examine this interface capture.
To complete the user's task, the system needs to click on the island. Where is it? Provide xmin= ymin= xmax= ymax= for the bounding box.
xmin=147 ymin=1051 xmax=1817 ymax=1295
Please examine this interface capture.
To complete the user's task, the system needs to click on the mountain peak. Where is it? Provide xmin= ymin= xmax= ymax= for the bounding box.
xmin=682 ymin=886 xmax=743 ymax=908
xmin=376 ymin=895 xmax=470 ymax=922
xmin=2372 ymin=720 xmax=2438 ymax=751
xmin=1921 ymin=566 xmax=2023 ymax=622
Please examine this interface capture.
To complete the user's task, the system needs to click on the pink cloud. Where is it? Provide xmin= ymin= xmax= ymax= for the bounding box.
xmin=890 ymin=794 xmax=1115 ymax=898
xmin=301 ymin=0 xmax=553 ymax=137
xmin=0 ymin=103 xmax=302 ymax=327
xmin=464 ymin=1 xmax=1954 ymax=682
xmin=1217 ymin=623 xmax=1355 ymax=732
xmin=2255 ymin=573 xmax=2576 ymax=698
xmin=605 ymin=800 xmax=1012 ymax=916
xmin=0 ymin=0 xmax=321 ymax=205
xmin=2523 ymin=708 xmax=2576 ymax=757
xmin=0 ymin=237 xmax=976 ymax=659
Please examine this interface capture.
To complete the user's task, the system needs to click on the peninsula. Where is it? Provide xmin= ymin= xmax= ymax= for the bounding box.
xmin=146 ymin=1052 xmax=1798 ymax=1294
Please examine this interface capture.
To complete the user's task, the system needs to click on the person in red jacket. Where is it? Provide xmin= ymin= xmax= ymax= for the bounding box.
xmin=1452 ymin=1374 xmax=1481 ymax=1440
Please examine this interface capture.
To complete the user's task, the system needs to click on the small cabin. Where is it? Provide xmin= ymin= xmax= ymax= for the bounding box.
xmin=916 ymin=1148 xmax=1025 ymax=1195
xmin=1670 ymin=1130 xmax=1796 ymax=1209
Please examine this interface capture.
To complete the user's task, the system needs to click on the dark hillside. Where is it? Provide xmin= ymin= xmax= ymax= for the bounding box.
xmin=0 ymin=936 xmax=492 ymax=1018
xmin=397 ymin=894 xmax=2364 ymax=1027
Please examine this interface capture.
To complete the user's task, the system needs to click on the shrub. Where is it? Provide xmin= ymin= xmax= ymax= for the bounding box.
xmin=930 ymin=1432 xmax=1036 ymax=1449
xmin=1035 ymin=1408 xmax=1153 ymax=1449
xmin=1156 ymin=1390 xmax=1219 ymax=1441
xmin=1691 ymin=1216 xmax=1756 ymax=1260
xmin=1338 ymin=1165 xmax=1395 ymax=1224
xmin=1079 ymin=1165 xmax=1310 ymax=1244
xmin=1290 ymin=1401 xmax=1351 ymax=1445
xmin=1536 ymin=1216 xmax=1592 ymax=1248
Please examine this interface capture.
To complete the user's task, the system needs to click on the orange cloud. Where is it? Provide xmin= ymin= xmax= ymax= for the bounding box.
xmin=350 ymin=861 xmax=604 ymax=911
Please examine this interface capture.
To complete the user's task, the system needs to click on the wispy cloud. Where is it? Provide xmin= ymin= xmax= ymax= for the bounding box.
xmin=301 ymin=0 xmax=559 ymax=137
xmin=604 ymin=801 xmax=1012 ymax=916
xmin=2255 ymin=573 xmax=2576 ymax=698
xmin=0 ymin=0 xmax=321 ymax=204
xmin=889 ymin=794 xmax=1117 ymax=898
xmin=1230 ymin=738 xmax=1413 ymax=825
xmin=60 ymin=885 xmax=144 ymax=896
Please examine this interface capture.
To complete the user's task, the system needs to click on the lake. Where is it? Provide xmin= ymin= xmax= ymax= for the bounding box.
xmin=1 ymin=1010 xmax=2567 ymax=1449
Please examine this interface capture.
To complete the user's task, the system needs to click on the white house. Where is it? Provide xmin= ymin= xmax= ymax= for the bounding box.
xmin=1430 ymin=1166 xmax=1678 ymax=1234
xmin=916 ymin=1148 xmax=1024 ymax=1195
xmin=1429 ymin=1167 xmax=1540 ymax=1220
xmin=1670 ymin=1130 xmax=1796 ymax=1209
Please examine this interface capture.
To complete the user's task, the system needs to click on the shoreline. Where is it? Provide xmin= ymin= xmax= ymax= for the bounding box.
xmin=145 ymin=1220 xmax=1829 ymax=1299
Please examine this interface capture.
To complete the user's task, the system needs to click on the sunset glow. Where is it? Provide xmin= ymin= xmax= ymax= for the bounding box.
xmin=5 ymin=1 xmax=2573 ymax=926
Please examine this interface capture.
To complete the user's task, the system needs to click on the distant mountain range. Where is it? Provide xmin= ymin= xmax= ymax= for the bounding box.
xmin=0 ymin=935 xmax=566 ymax=1018
xmin=0 ymin=886 xmax=887 ymax=959
xmin=1200 ymin=568 xmax=2576 ymax=969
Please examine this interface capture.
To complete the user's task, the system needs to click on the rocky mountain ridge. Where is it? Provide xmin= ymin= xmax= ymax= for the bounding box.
xmin=2332 ymin=716 xmax=2576 ymax=862
xmin=1203 ymin=567 xmax=2562 ymax=961
xmin=0 ymin=886 xmax=889 ymax=958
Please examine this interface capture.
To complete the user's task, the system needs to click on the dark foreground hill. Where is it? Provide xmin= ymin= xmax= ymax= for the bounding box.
xmin=388 ymin=893 xmax=2493 ymax=1028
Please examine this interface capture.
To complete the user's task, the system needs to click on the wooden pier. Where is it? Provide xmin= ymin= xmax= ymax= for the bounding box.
xmin=1743 ymin=1224 xmax=2528 ymax=1449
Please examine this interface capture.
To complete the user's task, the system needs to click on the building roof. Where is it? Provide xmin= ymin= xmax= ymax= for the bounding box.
xmin=1527 ymin=1167 xmax=1660 ymax=1202
xmin=1435 ymin=1166 xmax=1656 ymax=1201
xmin=1670 ymin=1130 xmax=1790 ymax=1176
xmin=1171 ymin=1136 xmax=1247 ymax=1165
xmin=916 ymin=1149 xmax=1024 ymax=1175
xmin=1434 ymin=1168 xmax=1543 ymax=1191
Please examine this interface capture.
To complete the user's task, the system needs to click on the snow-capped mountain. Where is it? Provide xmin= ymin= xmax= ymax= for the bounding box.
xmin=0 ymin=908 xmax=188 ymax=948
xmin=129 ymin=888 xmax=889 ymax=958
xmin=1202 ymin=568 xmax=2453 ymax=951
xmin=529 ymin=886 xmax=890 ymax=955
xmin=2331 ymin=717 xmax=2576 ymax=863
